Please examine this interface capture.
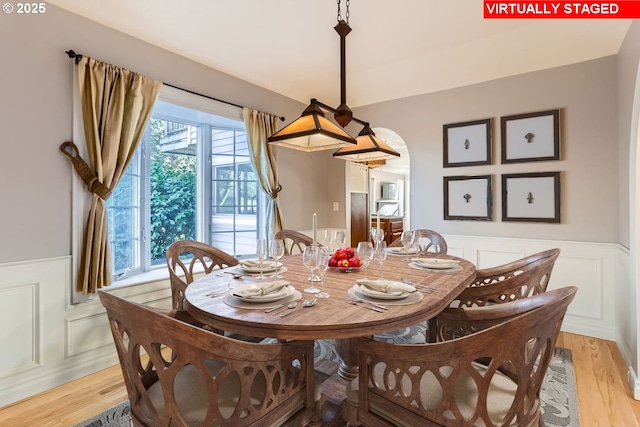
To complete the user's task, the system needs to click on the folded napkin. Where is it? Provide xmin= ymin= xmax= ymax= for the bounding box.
xmin=240 ymin=259 xmax=277 ymax=268
xmin=232 ymin=280 xmax=290 ymax=298
xmin=356 ymin=279 xmax=416 ymax=294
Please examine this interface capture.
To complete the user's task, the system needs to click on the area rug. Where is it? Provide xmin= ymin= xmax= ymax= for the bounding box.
xmin=75 ymin=326 xmax=580 ymax=427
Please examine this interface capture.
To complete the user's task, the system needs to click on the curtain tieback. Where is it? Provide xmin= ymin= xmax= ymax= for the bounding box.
xmin=59 ymin=141 xmax=112 ymax=200
xmin=270 ymin=184 xmax=282 ymax=199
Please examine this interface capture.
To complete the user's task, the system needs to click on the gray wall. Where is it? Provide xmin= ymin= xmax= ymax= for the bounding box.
xmin=354 ymin=57 xmax=621 ymax=244
xmin=0 ymin=5 xmax=344 ymax=263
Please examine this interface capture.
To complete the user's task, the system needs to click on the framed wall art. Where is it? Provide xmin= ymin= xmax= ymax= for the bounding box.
xmin=444 ymin=175 xmax=493 ymax=221
xmin=502 ymin=172 xmax=560 ymax=223
xmin=500 ymin=109 xmax=560 ymax=164
xmin=443 ymin=118 xmax=492 ymax=167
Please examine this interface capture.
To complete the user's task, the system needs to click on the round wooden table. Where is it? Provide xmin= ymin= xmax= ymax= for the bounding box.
xmin=185 ymin=252 xmax=476 ymax=379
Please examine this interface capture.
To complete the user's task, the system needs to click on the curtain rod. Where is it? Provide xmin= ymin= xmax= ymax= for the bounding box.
xmin=65 ymin=50 xmax=285 ymax=121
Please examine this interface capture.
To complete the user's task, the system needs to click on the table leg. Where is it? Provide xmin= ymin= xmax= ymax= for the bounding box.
xmin=334 ymin=338 xmax=361 ymax=380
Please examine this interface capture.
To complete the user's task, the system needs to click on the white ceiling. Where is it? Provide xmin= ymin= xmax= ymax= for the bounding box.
xmin=48 ymin=0 xmax=632 ymax=108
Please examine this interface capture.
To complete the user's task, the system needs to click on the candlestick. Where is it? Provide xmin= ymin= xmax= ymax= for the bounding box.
xmin=313 ymin=212 xmax=317 ymax=245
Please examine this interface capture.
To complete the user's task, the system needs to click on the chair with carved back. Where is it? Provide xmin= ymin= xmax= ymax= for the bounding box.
xmin=99 ymin=290 xmax=325 ymax=427
xmin=340 ymin=286 xmax=577 ymax=427
xmin=426 ymin=248 xmax=560 ymax=343
xmin=166 ymin=240 xmax=239 ymax=311
xmin=389 ymin=229 xmax=447 ymax=254
xmin=274 ymin=229 xmax=314 ymax=256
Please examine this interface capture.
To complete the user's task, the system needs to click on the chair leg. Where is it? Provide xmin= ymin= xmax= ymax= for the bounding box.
xmin=308 ymin=395 xmax=326 ymax=427
xmin=327 ymin=401 xmax=347 ymax=427
xmin=426 ymin=318 xmax=437 ymax=343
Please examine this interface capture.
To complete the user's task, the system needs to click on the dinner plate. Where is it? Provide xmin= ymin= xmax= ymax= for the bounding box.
xmin=411 ymin=258 xmax=459 ymax=270
xmin=386 ymin=247 xmax=417 ymax=256
xmin=230 ymin=283 xmax=292 ymax=302
xmin=353 ymin=284 xmax=409 ymax=300
xmin=239 ymin=261 xmax=279 ymax=273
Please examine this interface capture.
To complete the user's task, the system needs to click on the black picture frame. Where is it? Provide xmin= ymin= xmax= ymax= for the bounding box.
xmin=501 ymin=109 xmax=560 ymax=164
xmin=502 ymin=172 xmax=561 ymax=223
xmin=444 ymin=175 xmax=493 ymax=221
xmin=443 ymin=118 xmax=492 ymax=167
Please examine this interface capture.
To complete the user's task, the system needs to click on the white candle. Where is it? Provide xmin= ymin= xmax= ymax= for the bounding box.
xmin=376 ymin=212 xmax=380 ymax=231
xmin=313 ymin=212 xmax=317 ymax=245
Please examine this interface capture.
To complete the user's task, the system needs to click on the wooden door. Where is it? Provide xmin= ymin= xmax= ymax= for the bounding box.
xmin=350 ymin=192 xmax=368 ymax=246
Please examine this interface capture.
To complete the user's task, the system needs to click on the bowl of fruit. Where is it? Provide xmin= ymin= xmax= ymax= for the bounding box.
xmin=328 ymin=247 xmax=362 ymax=273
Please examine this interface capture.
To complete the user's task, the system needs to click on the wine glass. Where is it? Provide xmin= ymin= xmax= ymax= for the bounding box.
xmin=356 ymin=241 xmax=374 ymax=279
xmin=374 ymin=240 xmax=388 ymax=279
xmin=303 ymin=244 xmax=321 ymax=294
xmin=334 ymin=229 xmax=347 ymax=248
xmin=400 ymin=230 xmax=415 ymax=263
xmin=371 ymin=227 xmax=385 ymax=244
xmin=324 ymin=229 xmax=334 ymax=252
xmin=269 ymin=239 xmax=285 ymax=278
xmin=256 ymin=238 xmax=268 ymax=280
xmin=316 ymin=248 xmax=331 ymax=298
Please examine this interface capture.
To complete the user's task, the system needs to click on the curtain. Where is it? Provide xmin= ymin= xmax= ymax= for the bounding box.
xmin=75 ymin=57 xmax=161 ymax=294
xmin=243 ymin=108 xmax=284 ymax=240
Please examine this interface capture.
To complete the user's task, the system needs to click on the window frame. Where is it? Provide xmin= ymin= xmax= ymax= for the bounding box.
xmin=71 ymin=84 xmax=263 ymax=303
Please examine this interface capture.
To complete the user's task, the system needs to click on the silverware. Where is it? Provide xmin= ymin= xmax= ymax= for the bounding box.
xmin=347 ymin=300 xmax=384 ymax=312
xmin=206 ymin=288 xmax=229 ymax=298
xmin=265 ymin=303 xmax=286 ymax=313
xmin=224 ymin=271 xmax=244 ymax=279
xmin=281 ymin=297 xmax=316 ymax=317
xmin=279 ymin=301 xmax=298 ymax=316
xmin=348 ymin=298 xmax=388 ymax=310
xmin=400 ymin=278 xmax=437 ymax=293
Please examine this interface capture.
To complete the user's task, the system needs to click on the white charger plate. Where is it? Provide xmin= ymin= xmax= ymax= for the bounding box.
xmin=231 ymin=283 xmax=293 ymax=302
xmin=410 ymin=258 xmax=459 ymax=270
xmin=353 ymin=284 xmax=409 ymax=300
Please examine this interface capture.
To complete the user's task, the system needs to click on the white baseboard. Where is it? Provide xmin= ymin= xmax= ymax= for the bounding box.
xmin=629 ymin=367 xmax=640 ymax=400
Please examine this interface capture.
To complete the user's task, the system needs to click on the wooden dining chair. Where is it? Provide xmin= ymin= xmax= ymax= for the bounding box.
xmin=274 ymin=229 xmax=314 ymax=255
xmin=166 ymin=240 xmax=239 ymax=310
xmin=389 ymin=229 xmax=447 ymax=254
xmin=339 ymin=286 xmax=577 ymax=427
xmin=427 ymin=248 xmax=560 ymax=342
xmin=99 ymin=290 xmax=326 ymax=427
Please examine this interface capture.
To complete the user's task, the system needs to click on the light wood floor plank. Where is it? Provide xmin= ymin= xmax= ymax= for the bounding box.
xmin=0 ymin=332 xmax=638 ymax=426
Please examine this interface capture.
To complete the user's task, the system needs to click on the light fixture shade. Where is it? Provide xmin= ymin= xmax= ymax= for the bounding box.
xmin=333 ymin=124 xmax=400 ymax=161
xmin=363 ymin=159 xmax=386 ymax=168
xmin=268 ymin=99 xmax=356 ymax=151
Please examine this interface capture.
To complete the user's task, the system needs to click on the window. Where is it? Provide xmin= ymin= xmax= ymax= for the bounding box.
xmin=105 ymin=86 xmax=264 ymax=278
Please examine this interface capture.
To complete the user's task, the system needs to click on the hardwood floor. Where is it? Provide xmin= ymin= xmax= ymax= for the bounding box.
xmin=0 ymin=332 xmax=638 ymax=426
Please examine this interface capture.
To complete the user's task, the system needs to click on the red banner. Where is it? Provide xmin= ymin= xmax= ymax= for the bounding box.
xmin=484 ymin=1 xmax=640 ymax=18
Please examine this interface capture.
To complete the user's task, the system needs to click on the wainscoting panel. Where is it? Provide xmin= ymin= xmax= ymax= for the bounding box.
xmin=0 ymin=282 xmax=40 ymax=378
xmin=443 ymin=235 xmax=620 ymax=342
xmin=0 ymin=256 xmax=173 ymax=408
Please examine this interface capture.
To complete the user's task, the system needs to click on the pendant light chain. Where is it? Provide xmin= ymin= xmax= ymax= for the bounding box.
xmin=337 ymin=0 xmax=349 ymax=23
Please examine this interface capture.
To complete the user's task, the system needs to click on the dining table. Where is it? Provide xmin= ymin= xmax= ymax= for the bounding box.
xmin=184 ymin=250 xmax=476 ymax=380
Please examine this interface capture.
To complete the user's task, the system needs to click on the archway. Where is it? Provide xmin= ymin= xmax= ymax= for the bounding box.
xmin=344 ymin=128 xmax=410 ymax=246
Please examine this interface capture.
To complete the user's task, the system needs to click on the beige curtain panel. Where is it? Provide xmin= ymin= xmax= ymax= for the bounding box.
xmin=243 ymin=108 xmax=284 ymax=240
xmin=74 ymin=57 xmax=161 ymax=294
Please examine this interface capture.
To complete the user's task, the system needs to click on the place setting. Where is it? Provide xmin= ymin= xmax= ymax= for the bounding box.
xmin=347 ymin=278 xmax=424 ymax=307
xmin=409 ymin=257 xmax=462 ymax=273
xmin=223 ymin=279 xmax=302 ymax=309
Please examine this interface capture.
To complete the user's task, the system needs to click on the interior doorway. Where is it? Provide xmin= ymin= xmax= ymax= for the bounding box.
xmin=345 ymin=128 xmax=410 ymax=246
